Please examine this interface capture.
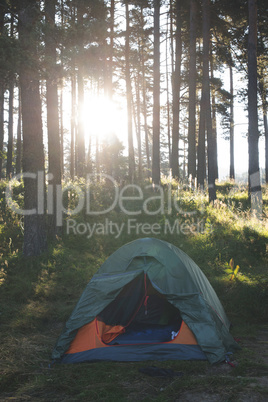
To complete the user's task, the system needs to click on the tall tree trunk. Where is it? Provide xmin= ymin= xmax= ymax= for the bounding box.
xmin=188 ymin=0 xmax=197 ymax=183
xmin=202 ymin=0 xmax=216 ymax=201
xmin=125 ymin=1 xmax=135 ymax=181
xmin=102 ymin=39 xmax=109 ymax=97
xmin=265 ymin=111 xmax=268 ymax=184
xmin=6 ymin=15 xmax=14 ymax=179
xmin=152 ymin=0 xmax=161 ymax=185
xmin=169 ymin=0 xmax=174 ymax=77
xmin=135 ymin=72 xmax=142 ymax=180
xmin=259 ymin=61 xmax=268 ymax=184
xmin=76 ymin=67 xmax=85 ymax=178
xmin=262 ymin=91 xmax=268 ymax=184
xmin=15 ymin=89 xmax=22 ymax=175
xmin=140 ymin=5 xmax=150 ymax=176
xmin=95 ymin=79 xmax=101 ymax=177
xmin=69 ymin=3 xmax=76 ymax=180
xmin=59 ymin=83 xmax=64 ymax=176
xmin=108 ymin=0 xmax=115 ymax=100
xmin=0 ymin=4 xmax=5 ymax=179
xmin=229 ymin=63 xmax=235 ymax=180
xmin=171 ymin=0 xmax=182 ymax=179
xmin=0 ymin=85 xmax=4 ymax=179
xmin=59 ymin=0 xmax=64 ymax=176
xmin=86 ymin=132 xmax=91 ymax=173
xmin=165 ymin=15 xmax=171 ymax=167
xmin=210 ymin=51 xmax=218 ymax=181
xmin=45 ymin=0 xmax=62 ymax=236
xmin=96 ymin=133 xmax=100 ymax=176
xmin=18 ymin=0 xmax=47 ymax=256
xmin=248 ymin=0 xmax=262 ymax=215
xmin=76 ymin=2 xmax=85 ymax=177
xmin=6 ymin=80 xmax=14 ymax=179
xmin=183 ymin=134 xmax=186 ymax=178
xmin=197 ymin=91 xmax=206 ymax=188
xmin=70 ymin=71 xmax=76 ymax=180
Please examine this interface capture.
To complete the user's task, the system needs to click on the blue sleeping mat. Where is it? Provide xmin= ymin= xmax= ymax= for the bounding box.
xmin=108 ymin=323 xmax=179 ymax=345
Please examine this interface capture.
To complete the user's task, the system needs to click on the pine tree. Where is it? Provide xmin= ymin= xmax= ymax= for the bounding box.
xmin=15 ymin=89 xmax=22 ymax=175
xmin=125 ymin=0 xmax=135 ymax=181
xmin=188 ymin=0 xmax=197 ymax=183
xmin=171 ymin=0 xmax=182 ymax=179
xmin=6 ymin=15 xmax=14 ymax=179
xmin=18 ymin=0 xmax=47 ymax=255
xmin=0 ymin=2 xmax=4 ymax=178
xmin=45 ymin=0 xmax=62 ymax=236
xmin=248 ymin=0 xmax=262 ymax=215
xmin=152 ymin=0 xmax=161 ymax=185
xmin=76 ymin=0 xmax=86 ymax=178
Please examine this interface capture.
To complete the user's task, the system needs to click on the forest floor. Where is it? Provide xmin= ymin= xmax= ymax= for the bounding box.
xmin=0 ymin=181 xmax=268 ymax=401
xmin=0 ymin=324 xmax=268 ymax=401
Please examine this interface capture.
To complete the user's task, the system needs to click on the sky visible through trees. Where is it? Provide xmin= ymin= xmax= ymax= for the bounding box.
xmin=0 ymin=0 xmax=267 ymax=254
xmin=0 ymin=0 xmax=266 ymax=181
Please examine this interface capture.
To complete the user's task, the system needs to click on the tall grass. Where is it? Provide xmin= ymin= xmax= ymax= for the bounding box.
xmin=0 ymin=179 xmax=267 ymax=400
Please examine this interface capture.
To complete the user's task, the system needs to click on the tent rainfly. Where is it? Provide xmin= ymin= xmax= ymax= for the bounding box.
xmin=52 ymin=238 xmax=239 ymax=364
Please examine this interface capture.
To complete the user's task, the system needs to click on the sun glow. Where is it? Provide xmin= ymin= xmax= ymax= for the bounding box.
xmin=82 ymin=94 xmax=127 ymax=143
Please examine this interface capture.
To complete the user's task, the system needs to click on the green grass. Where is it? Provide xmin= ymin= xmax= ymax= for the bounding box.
xmin=0 ymin=180 xmax=268 ymax=401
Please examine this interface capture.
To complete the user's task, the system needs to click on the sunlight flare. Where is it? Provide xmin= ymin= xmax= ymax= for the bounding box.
xmin=82 ymin=94 xmax=127 ymax=142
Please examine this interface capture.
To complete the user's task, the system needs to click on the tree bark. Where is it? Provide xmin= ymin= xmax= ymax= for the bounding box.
xmin=69 ymin=3 xmax=76 ymax=180
xmin=169 ymin=0 xmax=174 ymax=78
xmin=229 ymin=64 xmax=235 ymax=180
xmin=6 ymin=80 xmax=14 ymax=179
xmin=135 ymin=72 xmax=142 ymax=180
xmin=188 ymin=0 xmax=197 ymax=183
xmin=152 ymin=0 xmax=161 ymax=185
xmin=248 ymin=0 xmax=262 ymax=215
xmin=197 ymin=91 xmax=206 ymax=188
xmin=140 ymin=5 xmax=150 ymax=176
xmin=0 ymin=85 xmax=4 ymax=179
xmin=265 ymin=111 xmax=268 ymax=184
xmin=15 ymin=89 xmax=22 ymax=175
xmin=258 ymin=51 xmax=268 ymax=184
xmin=60 ymin=0 xmax=64 ymax=176
xmin=45 ymin=0 xmax=62 ymax=236
xmin=125 ymin=1 xmax=135 ymax=181
xmin=18 ymin=0 xmax=47 ymax=256
xmin=76 ymin=2 xmax=85 ymax=178
xmin=70 ymin=70 xmax=76 ymax=180
xmin=210 ymin=51 xmax=218 ymax=181
xmin=165 ymin=13 xmax=171 ymax=167
xmin=0 ymin=4 xmax=5 ymax=179
xmin=6 ymin=16 xmax=14 ymax=179
xmin=171 ymin=0 xmax=182 ymax=179
xmin=108 ymin=0 xmax=115 ymax=100
xmin=202 ymin=0 xmax=216 ymax=201
xmin=76 ymin=70 xmax=85 ymax=177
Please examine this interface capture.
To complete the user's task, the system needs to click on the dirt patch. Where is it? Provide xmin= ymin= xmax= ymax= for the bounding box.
xmin=176 ymin=392 xmax=267 ymax=402
xmin=246 ymin=327 xmax=268 ymax=365
xmin=1 ymin=328 xmax=268 ymax=401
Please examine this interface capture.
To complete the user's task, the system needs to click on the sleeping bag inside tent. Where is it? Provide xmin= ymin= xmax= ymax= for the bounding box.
xmin=52 ymin=238 xmax=239 ymax=364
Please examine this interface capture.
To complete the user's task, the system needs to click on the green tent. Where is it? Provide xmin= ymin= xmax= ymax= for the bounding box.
xmin=52 ymin=238 xmax=239 ymax=364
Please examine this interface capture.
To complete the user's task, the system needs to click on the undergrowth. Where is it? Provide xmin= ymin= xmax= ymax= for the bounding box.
xmin=0 ymin=179 xmax=267 ymax=401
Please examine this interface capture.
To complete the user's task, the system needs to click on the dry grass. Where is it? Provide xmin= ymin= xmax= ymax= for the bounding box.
xmin=0 ymin=181 xmax=268 ymax=401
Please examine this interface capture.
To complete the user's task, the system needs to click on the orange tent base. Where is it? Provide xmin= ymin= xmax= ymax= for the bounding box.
xmin=66 ymin=319 xmax=197 ymax=355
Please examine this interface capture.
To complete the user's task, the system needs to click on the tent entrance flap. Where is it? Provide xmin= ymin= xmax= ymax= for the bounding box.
xmin=97 ymin=274 xmax=184 ymax=345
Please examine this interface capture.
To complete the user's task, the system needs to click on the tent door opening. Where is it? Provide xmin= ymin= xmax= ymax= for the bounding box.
xmin=97 ymin=273 xmax=183 ymax=345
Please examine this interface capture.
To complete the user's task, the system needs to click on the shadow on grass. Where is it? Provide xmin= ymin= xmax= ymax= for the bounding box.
xmin=0 ymin=192 xmax=268 ymax=400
